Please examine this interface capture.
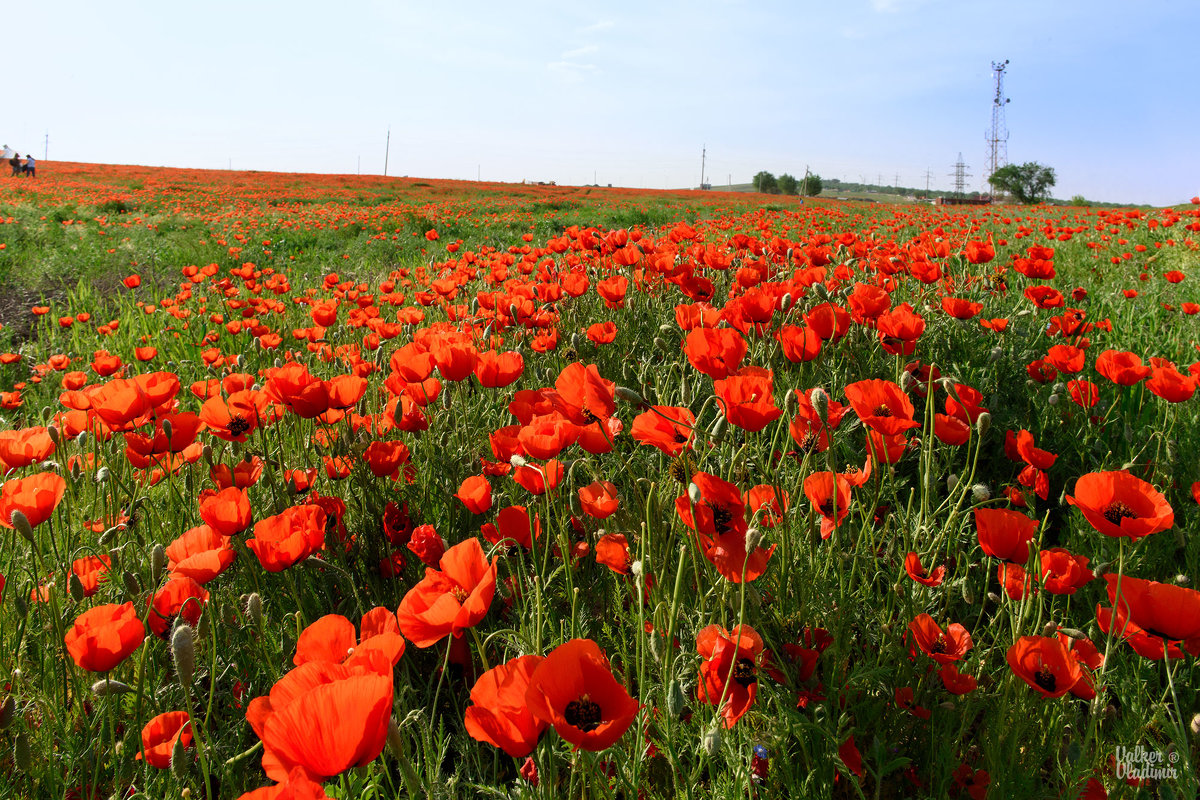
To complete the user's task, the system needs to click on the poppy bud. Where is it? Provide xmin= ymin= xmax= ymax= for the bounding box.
xmin=68 ymin=572 xmax=85 ymax=603
xmin=70 ymin=459 xmax=83 ymax=481
xmin=386 ymin=716 xmax=405 ymax=760
xmin=813 ymin=283 xmax=829 ymax=301
xmin=809 ymin=387 xmax=829 ymax=423
xmin=170 ymin=733 xmax=191 ymax=781
xmin=1092 ymin=562 xmax=1112 ymax=578
xmin=986 ymin=592 xmax=1001 ymax=604
xmin=680 ymin=375 xmax=691 ymax=404
xmin=709 ymin=414 xmax=727 ymax=444
xmin=151 ymin=544 xmax=166 ymax=586
xmin=972 ymin=483 xmax=991 ymax=502
xmin=1176 ymin=574 xmax=1191 ymax=586
xmin=1047 ymin=394 xmax=1059 ymax=406
xmin=946 ymin=474 xmax=959 ymax=492
xmin=988 ymin=346 xmax=1003 ymax=363
xmin=653 ymin=336 xmax=671 ymax=353
xmin=938 ymin=701 xmax=956 ymax=711
xmin=11 ymin=511 xmax=34 ymax=544
xmin=14 ymin=593 xmax=28 ymax=619
xmin=1190 ymin=713 xmax=1200 ymax=739
xmin=91 ymin=678 xmax=132 ymax=696
xmin=780 ymin=293 xmax=793 ymax=311
xmin=100 ymin=525 xmax=122 ymax=546
xmin=0 ymin=695 xmax=15 ymax=730
xmin=244 ymin=592 xmax=262 ymax=627
xmin=13 ymin=728 xmax=32 ymax=772
xmin=744 ymin=527 xmax=763 ymax=552
xmin=197 ymin=608 xmax=211 ymax=643
xmin=899 ymin=370 xmax=916 ymax=393
xmin=615 ymin=386 xmax=647 ymax=407
xmin=1042 ymin=621 xmax=1059 ymax=637
xmin=47 ymin=425 xmax=62 ymax=448
xmin=701 ymin=727 xmax=722 ymax=756
xmin=1058 ymin=628 xmax=1088 ymax=640
xmin=961 ymin=582 xmax=975 ymax=605
xmin=687 ymin=482 xmax=703 ymax=505
xmin=122 ymin=570 xmax=141 ymax=598
xmin=783 ymin=389 xmax=798 ymax=414
xmin=172 ymin=624 xmax=195 ymax=688
xmin=975 ymin=412 xmax=991 ymax=438
xmin=666 ymin=679 xmax=687 ymax=718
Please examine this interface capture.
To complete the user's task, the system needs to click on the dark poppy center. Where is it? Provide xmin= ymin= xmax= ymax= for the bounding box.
xmin=672 ymin=431 xmax=689 ymax=444
xmin=452 ymin=586 xmax=469 ymax=604
xmin=228 ymin=416 xmax=251 ymax=436
xmin=1102 ymin=501 xmax=1137 ymax=525
xmin=929 ymin=635 xmax=948 ymax=655
xmin=564 ymin=696 xmax=602 ymax=732
xmin=873 ymin=404 xmax=893 ymax=418
xmin=817 ymin=500 xmax=835 ymax=517
xmin=1034 ymin=666 xmax=1056 ymax=693
xmin=669 ymin=457 xmax=690 ymax=485
xmin=582 ymin=408 xmax=600 ymax=424
xmin=799 ymin=430 xmax=818 ymax=452
xmin=733 ymin=658 xmax=757 ymax=687
xmin=711 ymin=505 xmax=735 ymax=534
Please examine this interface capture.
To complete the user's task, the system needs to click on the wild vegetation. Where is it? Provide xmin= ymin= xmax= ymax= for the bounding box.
xmin=1 ymin=163 xmax=1198 ymax=799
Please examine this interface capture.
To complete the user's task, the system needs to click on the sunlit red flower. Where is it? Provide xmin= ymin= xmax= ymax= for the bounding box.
xmin=0 ymin=472 xmax=67 ymax=530
xmin=455 ymin=475 xmax=492 ymax=514
xmin=904 ymin=552 xmax=945 ymax=587
xmin=974 ymin=507 xmax=1037 ymax=563
xmin=293 ymin=609 xmax=406 ymax=668
xmin=246 ymin=504 xmax=328 ymax=572
xmin=713 ymin=367 xmax=783 ymax=433
xmin=396 ymin=537 xmax=497 ymax=648
xmin=464 ymin=654 xmax=548 ymax=757
xmin=1066 ymin=471 xmax=1173 ymax=540
xmin=843 ymin=379 xmax=919 ymax=436
xmin=630 ymin=406 xmax=694 ymax=457
xmin=525 ymin=638 xmax=639 ymax=751
xmin=1038 ymin=548 xmax=1094 ymax=595
xmin=64 ymin=602 xmax=145 ymax=672
xmin=908 ymin=614 xmax=972 ymax=665
xmin=1006 ymin=636 xmax=1083 ymax=699
xmin=696 ymin=624 xmax=764 ymax=728
xmin=682 ymin=327 xmax=747 ymax=379
xmin=136 ymin=711 xmax=192 ymax=769
xmin=1097 ymin=574 xmax=1200 ymax=659
xmin=167 ymin=524 xmax=237 ymax=584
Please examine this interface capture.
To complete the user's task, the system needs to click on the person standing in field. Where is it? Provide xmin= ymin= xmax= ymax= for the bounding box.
xmin=9 ymin=152 xmax=21 ymax=176
xmin=23 ymin=154 xmax=35 ymax=177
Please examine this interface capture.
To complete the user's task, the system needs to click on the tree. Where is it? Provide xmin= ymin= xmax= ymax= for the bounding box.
xmin=778 ymin=173 xmax=798 ymax=195
xmin=752 ymin=171 xmax=778 ymax=194
xmin=988 ymin=162 xmax=1056 ymax=204
xmin=800 ymin=173 xmax=823 ymax=197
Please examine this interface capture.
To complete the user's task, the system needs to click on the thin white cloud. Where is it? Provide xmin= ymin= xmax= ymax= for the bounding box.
xmin=561 ymin=44 xmax=599 ymax=59
xmin=869 ymin=0 xmax=932 ymax=12
xmin=548 ymin=60 xmax=599 ymax=82
xmin=580 ymin=19 xmax=614 ymax=33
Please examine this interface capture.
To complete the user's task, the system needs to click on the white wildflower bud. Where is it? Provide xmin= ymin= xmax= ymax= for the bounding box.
xmin=509 ymin=454 xmax=528 ymax=469
xmin=630 ymin=560 xmax=644 ymax=579
xmin=1190 ymin=713 xmax=1200 ymax=739
xmin=687 ymin=482 xmax=703 ymax=505
xmin=972 ymin=483 xmax=991 ymax=503
xmin=988 ymin=346 xmax=1003 ymax=363
xmin=1174 ymin=574 xmax=1190 ymax=586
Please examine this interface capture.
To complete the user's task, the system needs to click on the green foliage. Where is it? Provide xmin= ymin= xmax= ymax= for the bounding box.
xmin=777 ymin=173 xmax=798 ymax=195
xmin=752 ymin=170 xmax=778 ymax=194
xmin=800 ymin=173 xmax=823 ymax=196
xmin=989 ymin=161 xmax=1057 ymax=203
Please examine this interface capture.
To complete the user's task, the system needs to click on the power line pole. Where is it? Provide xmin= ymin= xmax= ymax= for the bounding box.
xmin=699 ymin=145 xmax=706 ymax=190
xmin=923 ymin=168 xmax=933 ymax=193
xmin=384 ymin=128 xmax=391 ymax=177
xmin=44 ymin=131 xmax=49 ymax=161
xmin=949 ymin=153 xmax=971 ymax=198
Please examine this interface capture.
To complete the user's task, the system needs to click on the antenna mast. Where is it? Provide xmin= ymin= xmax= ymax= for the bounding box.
xmin=986 ymin=59 xmax=1010 ymax=191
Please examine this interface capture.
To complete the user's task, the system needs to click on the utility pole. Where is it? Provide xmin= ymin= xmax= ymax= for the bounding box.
xmin=699 ymin=145 xmax=706 ymax=190
xmin=801 ymin=165 xmax=811 ymax=198
xmin=384 ymin=128 xmax=390 ymax=177
xmin=894 ymin=172 xmax=900 ymax=190
xmin=923 ymin=168 xmax=933 ymax=193
xmin=44 ymin=131 xmax=49 ymax=161
xmin=949 ymin=153 xmax=971 ymax=198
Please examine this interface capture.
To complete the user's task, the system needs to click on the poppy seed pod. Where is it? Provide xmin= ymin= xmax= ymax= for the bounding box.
xmin=122 ymin=571 xmax=141 ymax=598
xmin=47 ymin=425 xmax=62 ymax=448
xmin=172 ymin=624 xmax=195 ymax=688
xmin=666 ymin=679 xmax=687 ymax=718
xmin=386 ymin=716 xmax=405 ymax=760
xmin=709 ymin=414 xmax=727 ymax=444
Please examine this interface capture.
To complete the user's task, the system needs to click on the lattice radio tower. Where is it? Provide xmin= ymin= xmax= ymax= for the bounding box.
xmin=949 ymin=153 xmax=970 ymax=198
xmin=986 ymin=59 xmax=1010 ymax=189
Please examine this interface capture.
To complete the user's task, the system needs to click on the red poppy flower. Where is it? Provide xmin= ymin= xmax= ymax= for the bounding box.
xmin=803 ymin=471 xmax=853 ymax=539
xmin=847 ymin=282 xmax=891 ymax=324
xmin=396 ymin=537 xmax=497 ymax=648
xmin=806 ymin=302 xmax=851 ymax=341
xmin=1006 ymin=636 xmax=1083 ymax=699
xmin=941 ymin=296 xmax=983 ymax=320
xmin=136 ymin=711 xmax=192 ymax=769
xmin=777 ymin=324 xmax=822 ymax=362
xmin=1099 ymin=574 xmax=1200 ymax=658
xmin=904 ymin=552 xmax=945 ymax=587
xmin=1095 ymin=350 xmax=1151 ymax=386
xmin=682 ymin=327 xmax=747 ymax=379
xmin=198 ymin=486 xmax=253 ymax=536
xmin=511 ymin=459 xmax=564 ymax=495
xmin=578 ymin=481 xmax=619 ymax=519
xmin=70 ymin=554 xmax=113 ymax=597
xmin=211 ymin=455 xmax=264 ymax=489
xmin=1066 ymin=471 xmax=1173 ymax=540
xmin=167 ymin=524 xmax=237 ymax=584
xmin=293 ymin=610 xmax=406 ymax=668
xmin=630 ymin=406 xmax=695 ymax=457
xmin=406 ymin=524 xmax=446 ymax=567
xmin=876 ymin=303 xmax=926 ymax=356
xmin=525 ymin=638 xmax=639 ymax=751
xmin=1066 ymin=379 xmax=1099 ymax=409
xmin=1038 ymin=548 xmax=1094 ymax=594
xmin=843 ymin=379 xmax=919 ymax=436
xmin=201 ymin=390 xmax=270 ymax=443
xmin=246 ymin=504 xmax=328 ymax=572
xmin=938 ymin=663 xmax=978 ymax=695
xmin=974 ymin=508 xmax=1037 ymax=563
xmin=362 ymin=440 xmax=412 ymax=480
xmin=696 ymin=624 xmax=763 ymax=728
xmin=246 ymin=651 xmax=393 ymax=782
xmin=147 ymin=576 xmax=209 ymax=638
xmin=551 ymin=363 xmax=615 ymax=426
xmin=474 ymin=350 xmax=524 ymax=388
xmin=236 ymin=767 xmax=331 ymax=800
xmin=676 ymin=472 xmax=774 ymax=582
xmin=908 ymin=614 xmax=973 ymax=665
xmin=1046 ymin=344 xmax=1085 ymax=374
xmin=586 ymin=321 xmax=617 ymax=345
xmin=64 ymin=602 xmax=145 ymax=672
xmin=0 ymin=472 xmax=67 ymax=530
xmin=1146 ymin=362 xmax=1196 ymax=403
xmin=455 ymin=475 xmax=492 ymax=514
xmin=464 ymin=654 xmax=549 ymax=757
xmin=0 ymin=426 xmax=55 ymax=472
xmin=746 ymin=484 xmax=788 ymax=528
xmin=595 ymin=533 xmax=631 ymax=574
xmin=481 ymin=505 xmax=541 ymax=549
xmin=713 ymin=367 xmax=783 ymax=433
xmin=517 ymin=414 xmax=578 ymax=460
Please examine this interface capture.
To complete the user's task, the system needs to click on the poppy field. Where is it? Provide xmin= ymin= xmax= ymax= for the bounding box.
xmin=1 ymin=163 xmax=1199 ymax=799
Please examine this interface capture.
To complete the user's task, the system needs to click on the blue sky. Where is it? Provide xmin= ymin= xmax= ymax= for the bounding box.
xmin=7 ymin=0 xmax=1196 ymax=205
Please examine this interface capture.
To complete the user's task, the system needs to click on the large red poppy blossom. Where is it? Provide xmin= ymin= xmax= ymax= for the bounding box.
xmin=630 ymin=406 xmax=695 ymax=457
xmin=246 ymin=651 xmax=393 ymax=782
xmin=454 ymin=475 xmax=492 ymax=514
xmin=246 ymin=504 xmax=328 ymax=572
xmin=696 ymin=625 xmax=763 ymax=728
xmin=682 ymin=327 xmax=747 ymax=379
xmin=264 ymin=364 xmax=330 ymax=419
xmin=525 ymin=638 xmax=639 ymax=751
xmin=1006 ymin=636 xmax=1083 ymax=699
xmin=236 ymin=767 xmax=331 ymax=800
xmin=803 ymin=472 xmax=853 ymax=539
xmin=675 ymin=472 xmax=774 ymax=582
xmin=473 ymin=350 xmax=524 ymax=389
xmin=0 ymin=472 xmax=67 ymax=530
xmin=1099 ymin=574 xmax=1200 ymax=658
xmin=136 ymin=711 xmax=192 ymax=769
xmin=198 ymin=486 xmax=253 ymax=536
xmin=64 ymin=602 xmax=145 ymax=672
xmin=464 ymin=654 xmax=548 ymax=757
xmin=908 ymin=614 xmax=972 ymax=665
xmin=147 ymin=576 xmax=209 ymax=638
xmin=1066 ymin=471 xmax=1173 ymax=540
xmin=200 ymin=390 xmax=270 ymax=443
xmin=166 ymin=524 xmax=237 ymax=584
xmin=714 ymin=367 xmax=783 ymax=433
xmin=1095 ymin=349 xmax=1151 ymax=386
xmin=550 ymin=362 xmax=615 ymax=426
xmin=578 ymin=481 xmax=619 ymax=519
xmin=1038 ymin=548 xmax=1093 ymax=595
xmin=974 ymin=508 xmax=1037 ymax=563
xmin=293 ymin=609 xmax=406 ymax=668
xmin=396 ymin=537 xmax=497 ymax=648
xmin=904 ymin=553 xmax=945 ymax=587
xmin=843 ymin=379 xmax=919 ymax=436
xmin=0 ymin=426 xmax=55 ymax=472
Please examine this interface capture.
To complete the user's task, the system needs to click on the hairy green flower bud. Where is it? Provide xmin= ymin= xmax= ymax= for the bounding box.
xmin=92 ymin=679 xmax=132 ymax=696
xmin=150 ymin=544 xmax=166 ymax=587
xmin=11 ymin=511 xmax=34 ymax=544
xmin=13 ymin=729 xmax=32 ymax=772
xmin=172 ymin=624 xmax=195 ymax=688
xmin=0 ymin=695 xmax=15 ymax=730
